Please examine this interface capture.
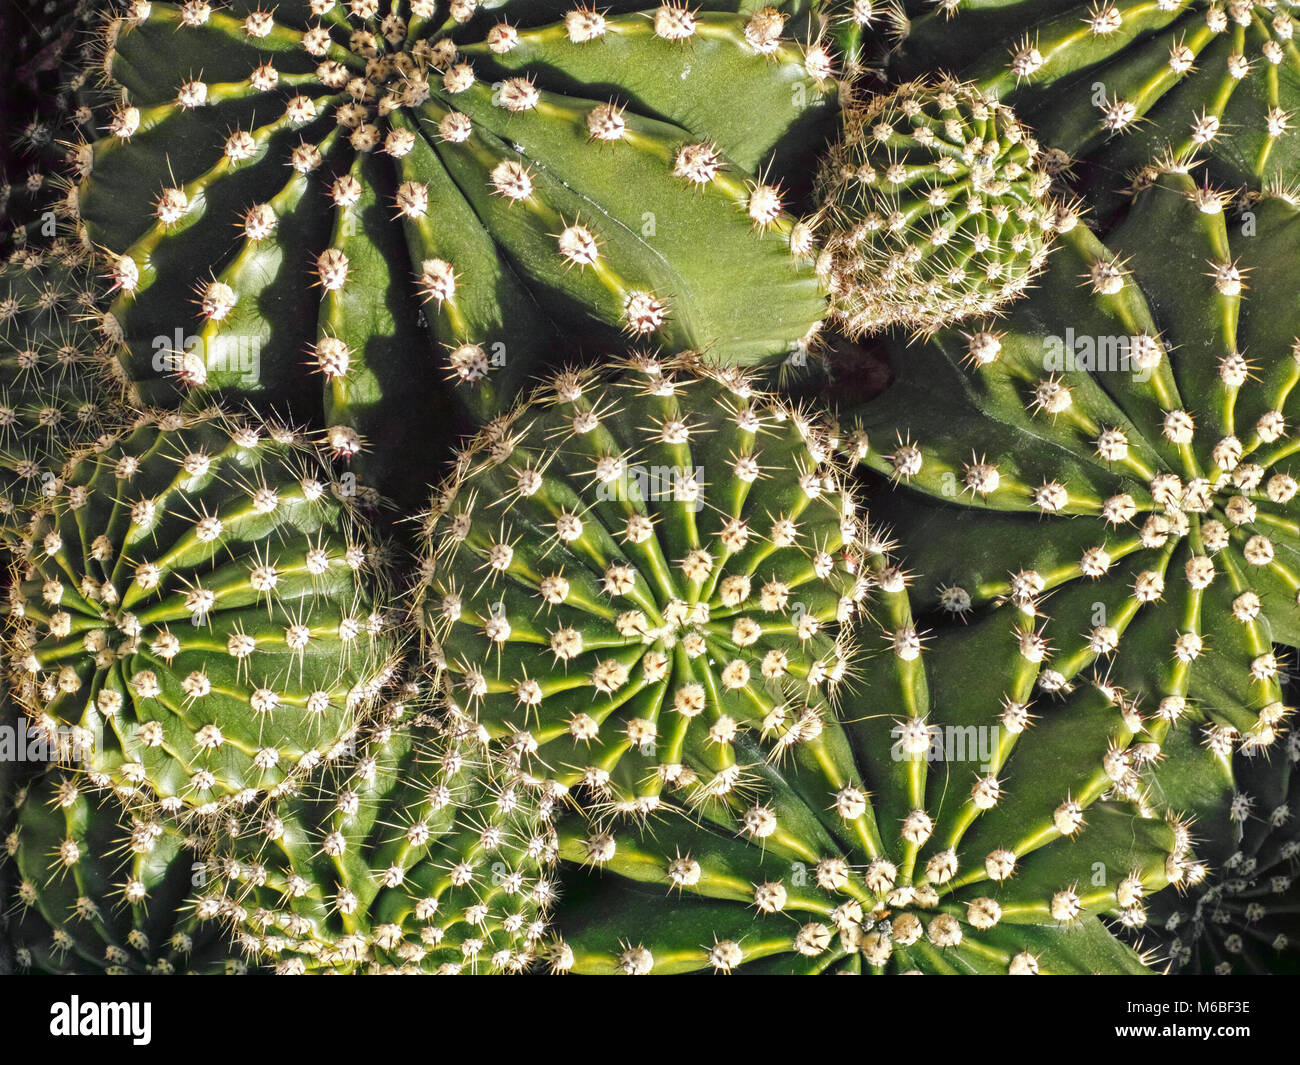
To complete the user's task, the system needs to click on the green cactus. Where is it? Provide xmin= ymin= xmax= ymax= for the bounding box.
xmin=68 ymin=0 xmax=835 ymax=499
xmin=2 ymin=406 xmax=400 ymax=816
xmin=546 ymin=536 xmax=1189 ymax=973
xmin=203 ymin=691 xmax=559 ymax=973
xmin=0 ymin=242 xmax=129 ymax=545
xmin=894 ymin=0 xmax=1300 ymax=214
xmin=1136 ymin=721 xmax=1300 ymax=973
xmin=846 ymin=170 xmax=1300 ymax=798
xmin=3 ymin=768 xmax=248 ymax=973
xmin=812 ymin=77 xmax=1077 ymax=336
xmin=416 ymin=353 xmax=867 ymax=812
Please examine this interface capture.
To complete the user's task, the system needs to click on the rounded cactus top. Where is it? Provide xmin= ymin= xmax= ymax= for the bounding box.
xmin=203 ymin=695 xmax=559 ymax=974
xmin=813 ymin=78 xmax=1074 ymax=336
xmin=417 ymin=353 xmax=869 ymax=812
xmin=3 ymin=407 xmax=399 ymax=816
xmin=548 ymin=535 xmax=1190 ymax=974
xmin=850 ymin=170 xmax=1300 ymax=767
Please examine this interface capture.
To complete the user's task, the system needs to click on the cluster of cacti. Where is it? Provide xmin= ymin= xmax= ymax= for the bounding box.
xmin=812 ymin=77 xmax=1076 ymax=335
xmin=67 ymin=0 xmax=836 ymax=500
xmin=550 ymin=535 xmax=1191 ymax=973
xmin=3 ymin=0 xmax=1300 ymax=985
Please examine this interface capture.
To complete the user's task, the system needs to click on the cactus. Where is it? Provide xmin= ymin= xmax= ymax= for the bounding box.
xmin=847 ymin=169 xmax=1300 ymax=783
xmin=546 ymin=536 xmax=1189 ymax=974
xmin=69 ymin=0 xmax=835 ymax=498
xmin=203 ymin=691 xmax=559 ymax=973
xmin=812 ymin=77 xmax=1076 ymax=336
xmin=1137 ymin=722 xmax=1300 ymax=973
xmin=416 ymin=353 xmax=867 ymax=812
xmin=0 ymin=243 xmax=129 ymax=545
xmin=3 ymin=768 xmax=248 ymax=973
xmin=2 ymin=406 xmax=400 ymax=816
xmin=894 ymin=0 xmax=1300 ymax=214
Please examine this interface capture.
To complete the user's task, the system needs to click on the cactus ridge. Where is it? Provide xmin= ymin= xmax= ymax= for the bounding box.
xmin=849 ymin=170 xmax=1300 ymax=777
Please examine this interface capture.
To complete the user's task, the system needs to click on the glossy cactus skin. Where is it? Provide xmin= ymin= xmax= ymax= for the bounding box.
xmin=812 ymin=78 xmax=1074 ymax=336
xmin=547 ymin=539 xmax=1188 ymax=974
xmin=71 ymin=0 xmax=833 ymax=497
xmin=0 ymin=247 xmax=128 ymax=543
xmin=895 ymin=0 xmax=1300 ymax=212
xmin=847 ymin=172 xmax=1300 ymax=772
xmin=416 ymin=354 xmax=867 ymax=812
xmin=203 ymin=696 xmax=559 ymax=974
xmin=3 ymin=407 xmax=398 ymax=816
xmin=1137 ymin=723 xmax=1300 ymax=973
xmin=3 ymin=769 xmax=248 ymax=974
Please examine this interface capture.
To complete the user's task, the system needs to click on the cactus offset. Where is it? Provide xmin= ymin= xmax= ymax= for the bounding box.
xmin=3 ymin=407 xmax=399 ymax=816
xmin=416 ymin=354 xmax=867 ymax=812
xmin=812 ymin=77 xmax=1076 ymax=336
xmin=547 ymin=538 xmax=1189 ymax=974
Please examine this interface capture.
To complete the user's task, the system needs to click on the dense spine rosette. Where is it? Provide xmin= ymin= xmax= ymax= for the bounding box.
xmin=812 ymin=78 xmax=1073 ymax=335
xmin=204 ymin=698 xmax=559 ymax=973
xmin=3 ymin=407 xmax=399 ymax=814
xmin=895 ymin=0 xmax=1300 ymax=209
xmin=417 ymin=354 xmax=867 ymax=810
xmin=4 ymin=769 xmax=247 ymax=973
xmin=72 ymin=0 xmax=833 ymax=495
xmin=848 ymin=170 xmax=1300 ymax=770
xmin=548 ymin=538 xmax=1190 ymax=974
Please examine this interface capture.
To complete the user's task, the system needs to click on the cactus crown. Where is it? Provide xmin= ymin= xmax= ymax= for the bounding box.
xmin=850 ymin=171 xmax=1300 ymax=765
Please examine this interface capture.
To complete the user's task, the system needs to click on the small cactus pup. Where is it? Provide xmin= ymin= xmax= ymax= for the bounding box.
xmin=0 ymin=241 xmax=130 ymax=544
xmin=3 ymin=406 xmax=400 ymax=817
xmin=205 ymin=695 xmax=560 ymax=974
xmin=811 ymin=77 xmax=1076 ymax=337
xmin=1139 ymin=723 xmax=1300 ymax=974
xmin=547 ymin=540 xmax=1190 ymax=974
xmin=847 ymin=169 xmax=1300 ymax=773
xmin=416 ymin=353 xmax=868 ymax=812
xmin=4 ymin=768 xmax=248 ymax=974
xmin=73 ymin=1 xmax=833 ymax=495
xmin=893 ymin=0 xmax=1300 ymax=211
